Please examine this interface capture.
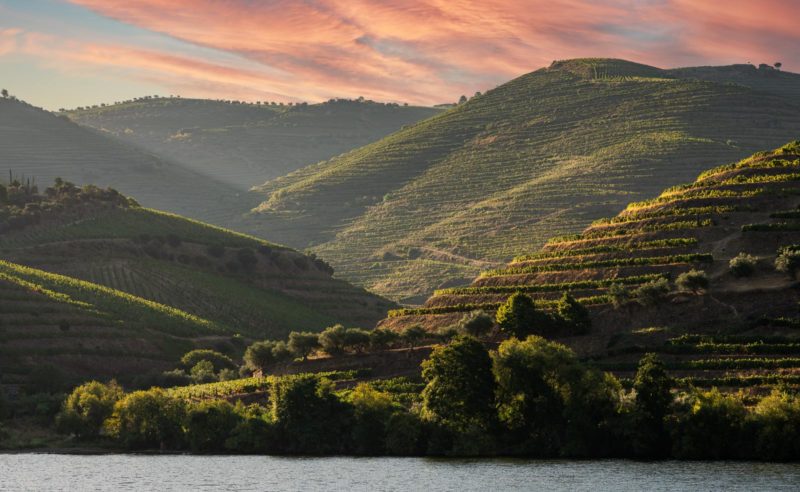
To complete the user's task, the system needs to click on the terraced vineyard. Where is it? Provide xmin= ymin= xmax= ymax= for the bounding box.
xmin=0 ymin=259 xmax=220 ymax=387
xmin=381 ymin=141 xmax=800 ymax=391
xmin=249 ymin=59 xmax=800 ymax=302
xmin=65 ymin=98 xmax=441 ymax=191
xmin=0 ymin=196 xmax=395 ymax=341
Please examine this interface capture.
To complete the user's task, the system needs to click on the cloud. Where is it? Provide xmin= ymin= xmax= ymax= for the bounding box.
xmin=15 ymin=0 xmax=800 ymax=103
xmin=0 ymin=28 xmax=22 ymax=57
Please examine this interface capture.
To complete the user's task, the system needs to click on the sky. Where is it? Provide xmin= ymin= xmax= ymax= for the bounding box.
xmin=1 ymin=0 xmax=798 ymax=110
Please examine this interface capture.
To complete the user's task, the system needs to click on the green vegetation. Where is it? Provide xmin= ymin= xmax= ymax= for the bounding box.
xmin=0 ymin=180 xmax=394 ymax=340
xmin=729 ymin=253 xmax=758 ymax=277
xmin=66 ymin=96 xmax=440 ymax=191
xmin=435 ymin=273 xmax=668 ymax=296
xmin=49 ymin=336 xmax=800 ymax=459
xmin=247 ymin=60 xmax=800 ymax=301
xmin=675 ymin=269 xmax=709 ymax=293
xmin=480 ymin=254 xmax=713 ymax=278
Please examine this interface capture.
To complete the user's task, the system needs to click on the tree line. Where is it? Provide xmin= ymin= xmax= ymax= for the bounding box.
xmin=54 ymin=335 xmax=800 ymax=459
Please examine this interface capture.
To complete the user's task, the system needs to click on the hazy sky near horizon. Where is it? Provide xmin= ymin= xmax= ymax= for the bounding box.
xmin=1 ymin=0 xmax=798 ymax=110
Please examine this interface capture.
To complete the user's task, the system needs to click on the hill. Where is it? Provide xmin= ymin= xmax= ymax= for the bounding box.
xmin=247 ymin=58 xmax=800 ymax=303
xmin=0 ymin=180 xmax=395 ymax=344
xmin=0 ymin=97 xmax=265 ymax=227
xmin=0 ymin=257 xmax=226 ymax=389
xmin=63 ymin=97 xmax=441 ymax=191
xmin=381 ymin=141 xmax=800 ymax=389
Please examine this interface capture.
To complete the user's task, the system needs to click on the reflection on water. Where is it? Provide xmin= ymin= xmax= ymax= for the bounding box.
xmin=1 ymin=455 xmax=799 ymax=491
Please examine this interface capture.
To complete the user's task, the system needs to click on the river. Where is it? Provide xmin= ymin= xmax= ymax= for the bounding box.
xmin=1 ymin=455 xmax=799 ymax=491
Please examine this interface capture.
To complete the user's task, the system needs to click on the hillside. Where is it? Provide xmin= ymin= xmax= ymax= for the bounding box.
xmin=381 ymin=141 xmax=800 ymax=389
xmin=0 ymin=97 xmax=256 ymax=226
xmin=0 ymin=258 xmax=226 ymax=389
xmin=0 ymin=180 xmax=395 ymax=343
xmin=64 ymin=98 xmax=441 ymax=191
xmin=248 ymin=58 xmax=800 ymax=303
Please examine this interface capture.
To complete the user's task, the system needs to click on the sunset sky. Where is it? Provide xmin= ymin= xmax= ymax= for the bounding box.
xmin=1 ymin=0 xmax=798 ymax=110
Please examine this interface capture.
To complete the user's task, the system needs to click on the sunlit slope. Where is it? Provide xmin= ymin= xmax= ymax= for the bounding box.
xmin=65 ymin=98 xmax=441 ymax=190
xmin=0 ymin=195 xmax=395 ymax=339
xmin=382 ymin=141 xmax=800 ymax=388
xmin=0 ymin=98 xmax=256 ymax=225
xmin=0 ymin=259 xmax=223 ymax=385
xmin=250 ymin=59 xmax=800 ymax=302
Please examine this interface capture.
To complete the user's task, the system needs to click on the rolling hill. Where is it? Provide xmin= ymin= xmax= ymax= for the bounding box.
xmin=63 ymin=97 xmax=441 ymax=191
xmin=0 ymin=180 xmax=394 ymax=347
xmin=248 ymin=58 xmax=800 ymax=303
xmin=381 ymin=141 xmax=800 ymax=389
xmin=0 ymin=97 xmax=256 ymax=226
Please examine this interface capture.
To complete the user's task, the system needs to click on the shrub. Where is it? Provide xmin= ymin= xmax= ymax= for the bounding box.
xmin=775 ymin=246 xmax=800 ymax=278
xmin=632 ymin=278 xmax=671 ymax=306
xmin=608 ymin=283 xmax=631 ymax=309
xmin=456 ymin=310 xmax=494 ymax=337
xmin=675 ymin=269 xmax=709 ymax=293
xmin=56 ymin=381 xmax=123 ymax=439
xmin=729 ymin=253 xmax=757 ymax=277
xmin=750 ymin=390 xmax=800 ymax=460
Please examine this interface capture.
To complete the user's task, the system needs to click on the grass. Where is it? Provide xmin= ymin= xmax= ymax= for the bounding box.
xmin=245 ymin=59 xmax=800 ymax=301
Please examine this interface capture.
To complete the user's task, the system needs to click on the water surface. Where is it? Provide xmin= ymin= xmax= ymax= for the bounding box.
xmin=1 ymin=455 xmax=799 ymax=491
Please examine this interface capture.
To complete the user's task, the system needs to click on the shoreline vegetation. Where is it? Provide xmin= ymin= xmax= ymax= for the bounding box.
xmin=3 ymin=336 xmax=799 ymax=461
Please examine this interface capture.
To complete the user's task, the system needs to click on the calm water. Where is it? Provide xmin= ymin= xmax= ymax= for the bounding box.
xmin=1 ymin=455 xmax=800 ymax=491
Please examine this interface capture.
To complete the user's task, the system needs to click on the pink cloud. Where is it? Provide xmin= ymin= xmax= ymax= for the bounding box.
xmin=18 ymin=1 xmax=800 ymax=103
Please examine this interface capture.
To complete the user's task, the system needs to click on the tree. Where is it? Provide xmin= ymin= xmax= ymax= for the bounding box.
xmin=496 ymin=292 xmax=554 ymax=338
xmin=270 ymin=375 xmax=353 ymax=453
xmin=56 ymin=381 xmax=123 ymax=438
xmin=670 ymin=388 xmax=746 ymax=459
xmin=401 ymin=325 xmax=426 ymax=351
xmin=456 ymin=310 xmax=494 ymax=337
xmin=458 ymin=95 xmax=468 ymax=104
xmin=631 ymin=353 xmax=673 ymax=458
xmin=104 ymin=388 xmax=186 ymax=449
xmin=180 ymin=349 xmax=235 ymax=372
xmin=190 ymin=360 xmax=217 ymax=384
xmin=421 ymin=336 xmax=496 ymax=433
xmin=347 ymin=384 xmax=395 ymax=454
xmin=775 ymin=62 xmax=782 ymax=70
xmin=1 ymin=89 xmax=8 ymax=99
xmin=729 ymin=253 xmax=757 ymax=277
xmin=319 ymin=324 xmax=348 ymax=355
xmin=491 ymin=335 xmax=619 ymax=456
xmin=369 ymin=328 xmax=399 ymax=351
xmin=675 ymin=269 xmax=709 ymax=294
xmin=287 ymin=331 xmax=320 ymax=361
xmin=343 ymin=328 xmax=371 ymax=353
xmin=555 ymin=293 xmax=591 ymax=334
xmin=244 ymin=340 xmax=280 ymax=372
xmin=184 ymin=400 xmax=242 ymax=452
